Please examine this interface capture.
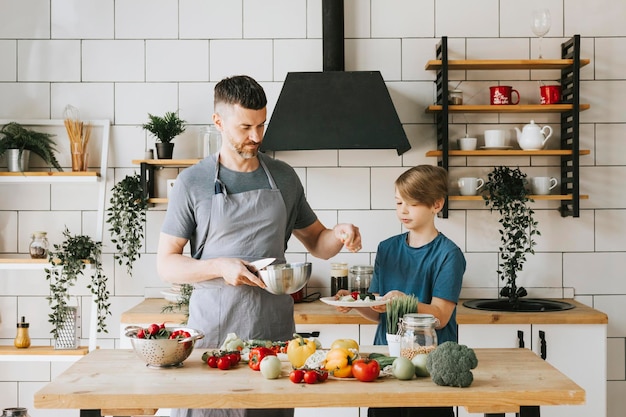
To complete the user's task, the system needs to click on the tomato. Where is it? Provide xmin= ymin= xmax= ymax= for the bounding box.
xmin=352 ymin=358 xmax=380 ymax=382
xmin=316 ymin=369 xmax=329 ymax=382
xmin=147 ymin=323 xmax=160 ymax=336
xmin=136 ymin=328 xmax=146 ymax=339
xmin=351 ymin=291 xmax=359 ymax=300
xmin=303 ymin=370 xmax=319 ymax=384
xmin=206 ymin=355 xmax=218 ymax=368
xmin=226 ymin=352 xmax=240 ymax=367
xmin=289 ymin=369 xmax=305 ymax=383
xmin=217 ymin=356 xmax=231 ymax=370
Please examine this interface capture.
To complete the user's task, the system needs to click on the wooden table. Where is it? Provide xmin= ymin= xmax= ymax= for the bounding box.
xmin=34 ymin=348 xmax=584 ymax=417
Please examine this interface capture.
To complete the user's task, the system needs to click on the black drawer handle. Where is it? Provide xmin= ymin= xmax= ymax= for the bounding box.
xmin=539 ymin=330 xmax=547 ymax=360
xmin=517 ymin=330 xmax=525 ymax=348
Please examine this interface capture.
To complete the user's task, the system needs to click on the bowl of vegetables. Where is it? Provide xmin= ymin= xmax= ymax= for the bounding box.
xmin=259 ymin=262 xmax=312 ymax=295
xmin=125 ymin=325 xmax=204 ymax=368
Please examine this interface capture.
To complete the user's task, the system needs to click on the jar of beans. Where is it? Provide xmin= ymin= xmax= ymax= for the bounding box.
xmin=29 ymin=231 xmax=49 ymax=259
xmin=398 ymin=313 xmax=438 ymax=360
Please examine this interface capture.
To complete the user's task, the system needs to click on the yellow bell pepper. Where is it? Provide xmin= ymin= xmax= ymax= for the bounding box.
xmin=330 ymin=338 xmax=359 ymax=351
xmin=287 ymin=333 xmax=317 ymax=368
xmin=323 ymin=347 xmax=357 ymax=378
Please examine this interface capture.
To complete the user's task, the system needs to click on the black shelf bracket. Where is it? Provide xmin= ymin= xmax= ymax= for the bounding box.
xmin=434 ymin=36 xmax=450 ymax=219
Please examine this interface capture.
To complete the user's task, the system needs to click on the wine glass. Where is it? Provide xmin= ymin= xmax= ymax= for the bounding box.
xmin=531 ymin=9 xmax=551 ymax=59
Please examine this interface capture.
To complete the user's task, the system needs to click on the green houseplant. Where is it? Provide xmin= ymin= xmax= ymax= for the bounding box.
xmin=0 ymin=122 xmax=63 ymax=172
xmin=106 ymin=174 xmax=148 ymax=276
xmin=142 ymin=111 xmax=186 ymax=159
xmin=482 ymin=166 xmax=540 ymax=305
xmin=45 ymin=227 xmax=110 ymax=339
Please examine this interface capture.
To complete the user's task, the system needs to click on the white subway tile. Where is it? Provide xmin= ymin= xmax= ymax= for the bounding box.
xmin=565 ymin=253 xmax=626 ymax=294
xmin=402 ymin=39 xmax=439 ymax=81
xmin=596 ymin=124 xmax=626 ymax=166
xmin=109 ymin=126 xmax=146 ymax=168
xmin=306 ymin=167 xmax=370 ymax=210
xmin=581 ymin=81 xmax=626 ymax=123
xmin=0 ymin=382 xmax=17 ymax=408
xmin=581 ymin=167 xmax=626 ymax=209
xmin=50 ymin=83 xmax=114 ymax=121
xmin=388 ymin=81 xmax=434 ymax=124
xmin=0 ymin=0 xmax=49 ymax=38
xmin=436 ymin=0 xmax=499 ymax=38
xmin=147 ymin=40 xmax=209 ymax=82
xmin=0 ymin=83 xmax=50 ymax=118
xmin=596 ymin=38 xmax=626 ymax=80
xmin=18 ymin=40 xmax=80 ymax=82
xmin=0 ymin=184 xmax=50 ymax=211
xmin=209 ymin=40 xmax=273 ymax=82
xmin=243 ymin=0 xmax=306 ymax=39
xmin=533 ymin=210 xmax=595 ymax=252
xmin=338 ymin=210 xmax=401 ymax=253
xmin=371 ymin=167 xmax=409 ymax=210
xmin=595 ymin=210 xmax=626 ymax=251
xmin=371 ymin=0 xmax=434 ymax=38
xmin=179 ymin=82 xmax=215 ymax=125
xmin=460 ymin=253 xmax=498 ymax=288
xmin=180 ymin=0 xmax=243 ymax=39
xmin=400 ymin=124 xmax=437 ymax=168
xmin=0 ymin=41 xmax=16 ymax=81
xmin=345 ymin=0 xmax=370 ymax=38
xmin=114 ymin=83 xmax=179 ymax=125
xmin=51 ymin=0 xmax=114 ymax=39
xmin=565 ymin=0 xmax=626 ymax=37
xmin=115 ymin=0 xmax=179 ymax=39
xmin=500 ymin=0 xmax=563 ymax=37
xmin=594 ymin=295 xmax=626 ymax=337
xmin=274 ymin=40 xmax=322 ymax=81
xmin=274 ymin=150 xmax=339 ymax=168
xmin=436 ymin=211 xmax=467 ymax=253
xmin=466 ymin=39 xmax=531 ymax=81
xmin=608 ymin=338 xmax=626 ymax=381
xmin=345 ymin=39 xmax=401 ymax=81
xmin=82 ymin=40 xmax=145 ymax=82
xmin=0 ymin=362 xmax=50 ymax=382
xmin=339 ymin=149 xmax=402 ymax=167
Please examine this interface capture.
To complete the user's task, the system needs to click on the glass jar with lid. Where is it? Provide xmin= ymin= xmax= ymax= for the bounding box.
xmin=349 ymin=265 xmax=373 ymax=294
xmin=29 ymin=231 xmax=49 ymax=259
xmin=2 ymin=408 xmax=30 ymax=417
xmin=448 ymin=89 xmax=463 ymax=105
xmin=399 ymin=313 xmax=439 ymax=360
xmin=330 ymin=262 xmax=348 ymax=296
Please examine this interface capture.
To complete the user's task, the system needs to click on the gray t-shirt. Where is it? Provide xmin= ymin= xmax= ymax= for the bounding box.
xmin=161 ymin=152 xmax=317 ymax=258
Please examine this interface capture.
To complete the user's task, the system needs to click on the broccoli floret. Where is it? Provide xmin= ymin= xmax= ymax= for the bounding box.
xmin=426 ymin=341 xmax=478 ymax=387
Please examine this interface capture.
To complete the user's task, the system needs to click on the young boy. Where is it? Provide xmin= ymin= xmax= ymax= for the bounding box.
xmin=339 ymin=165 xmax=466 ymax=417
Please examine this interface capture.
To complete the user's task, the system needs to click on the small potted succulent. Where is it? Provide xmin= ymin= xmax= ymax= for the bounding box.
xmin=142 ymin=111 xmax=186 ymax=159
xmin=0 ymin=122 xmax=63 ymax=172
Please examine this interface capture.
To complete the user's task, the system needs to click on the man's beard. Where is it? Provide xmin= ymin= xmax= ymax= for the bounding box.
xmin=227 ymin=137 xmax=258 ymax=159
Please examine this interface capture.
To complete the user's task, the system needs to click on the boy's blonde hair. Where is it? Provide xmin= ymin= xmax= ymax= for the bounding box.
xmin=395 ymin=165 xmax=448 ymax=206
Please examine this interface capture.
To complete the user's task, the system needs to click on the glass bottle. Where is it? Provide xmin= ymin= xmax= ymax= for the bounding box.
xmin=330 ymin=262 xmax=348 ymax=296
xmin=29 ymin=231 xmax=48 ymax=259
xmin=14 ymin=316 xmax=31 ymax=349
xmin=201 ymin=126 xmax=222 ymax=157
xmin=349 ymin=265 xmax=373 ymax=294
xmin=398 ymin=313 xmax=438 ymax=360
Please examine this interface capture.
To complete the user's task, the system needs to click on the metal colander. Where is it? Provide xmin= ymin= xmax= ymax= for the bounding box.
xmin=125 ymin=326 xmax=204 ymax=368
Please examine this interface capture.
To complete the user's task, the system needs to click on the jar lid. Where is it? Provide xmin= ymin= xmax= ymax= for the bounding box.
xmin=349 ymin=265 xmax=373 ymax=273
xmin=401 ymin=313 xmax=438 ymax=327
xmin=32 ymin=231 xmax=47 ymax=237
xmin=17 ymin=316 xmax=29 ymax=328
xmin=449 ymin=89 xmax=463 ymax=93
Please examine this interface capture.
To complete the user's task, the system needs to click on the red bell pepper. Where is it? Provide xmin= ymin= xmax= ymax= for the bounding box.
xmin=248 ymin=347 xmax=276 ymax=371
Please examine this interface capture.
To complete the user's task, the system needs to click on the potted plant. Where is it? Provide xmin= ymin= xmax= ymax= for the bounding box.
xmin=385 ymin=294 xmax=418 ymax=356
xmin=45 ymin=227 xmax=110 ymax=343
xmin=106 ymin=173 xmax=148 ymax=277
xmin=0 ymin=122 xmax=63 ymax=172
xmin=142 ymin=111 xmax=186 ymax=159
xmin=482 ymin=166 xmax=540 ymax=306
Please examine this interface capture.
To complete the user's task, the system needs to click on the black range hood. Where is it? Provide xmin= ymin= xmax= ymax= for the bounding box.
xmin=261 ymin=0 xmax=411 ymax=155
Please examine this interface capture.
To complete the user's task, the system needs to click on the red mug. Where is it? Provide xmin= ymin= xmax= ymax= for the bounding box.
xmin=540 ymin=85 xmax=561 ymax=104
xmin=490 ymin=86 xmax=520 ymax=105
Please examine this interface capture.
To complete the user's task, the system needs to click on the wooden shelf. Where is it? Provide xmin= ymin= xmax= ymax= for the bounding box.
xmin=132 ymin=159 xmax=201 ymax=167
xmin=449 ymin=194 xmax=589 ymax=201
xmin=424 ymin=58 xmax=590 ymax=71
xmin=147 ymin=198 xmax=168 ymax=204
xmin=0 ymin=171 xmax=99 ymax=183
xmin=0 ymin=255 xmax=49 ymax=270
xmin=0 ymin=345 xmax=89 ymax=362
xmin=426 ymin=104 xmax=590 ymax=113
xmin=426 ymin=149 xmax=591 ymax=157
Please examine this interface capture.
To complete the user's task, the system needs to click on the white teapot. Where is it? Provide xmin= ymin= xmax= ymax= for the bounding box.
xmin=515 ymin=120 xmax=553 ymax=150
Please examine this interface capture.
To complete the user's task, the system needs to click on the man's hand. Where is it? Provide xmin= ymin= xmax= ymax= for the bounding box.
xmin=334 ymin=223 xmax=362 ymax=253
xmin=218 ymin=258 xmax=266 ymax=288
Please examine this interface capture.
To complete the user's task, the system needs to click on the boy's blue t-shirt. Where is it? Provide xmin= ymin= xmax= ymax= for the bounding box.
xmin=369 ymin=232 xmax=466 ymax=345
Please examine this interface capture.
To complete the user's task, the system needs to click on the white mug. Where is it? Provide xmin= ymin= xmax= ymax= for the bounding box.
xmin=530 ymin=177 xmax=558 ymax=195
xmin=484 ymin=130 xmax=507 ymax=148
xmin=457 ymin=137 xmax=478 ymax=150
xmin=458 ymin=177 xmax=485 ymax=196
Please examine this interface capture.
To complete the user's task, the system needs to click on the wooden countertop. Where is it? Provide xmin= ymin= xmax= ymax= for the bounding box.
xmin=121 ymin=298 xmax=607 ymax=326
xmin=34 ymin=347 xmax=584 ymax=415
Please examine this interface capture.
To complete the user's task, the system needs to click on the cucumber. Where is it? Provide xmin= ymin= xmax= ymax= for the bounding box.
xmin=369 ymin=352 xmax=396 ymax=368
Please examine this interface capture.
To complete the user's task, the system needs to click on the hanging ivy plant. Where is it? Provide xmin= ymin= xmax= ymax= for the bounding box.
xmin=160 ymin=283 xmax=192 ymax=323
xmin=106 ymin=174 xmax=148 ymax=277
xmin=483 ymin=166 xmax=540 ymax=305
xmin=45 ymin=227 xmax=110 ymax=338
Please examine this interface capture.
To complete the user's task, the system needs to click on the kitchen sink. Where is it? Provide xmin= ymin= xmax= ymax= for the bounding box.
xmin=463 ymin=298 xmax=575 ymax=312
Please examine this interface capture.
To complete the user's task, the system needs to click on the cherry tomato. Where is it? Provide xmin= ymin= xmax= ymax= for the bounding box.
xmin=136 ymin=328 xmax=146 ymax=339
xmin=289 ymin=369 xmax=305 ymax=383
xmin=316 ymin=369 xmax=329 ymax=382
xmin=351 ymin=358 xmax=380 ymax=382
xmin=206 ymin=356 xmax=218 ymax=368
xmin=351 ymin=291 xmax=359 ymax=300
xmin=303 ymin=370 xmax=319 ymax=384
xmin=226 ymin=352 xmax=240 ymax=367
xmin=147 ymin=323 xmax=160 ymax=336
xmin=217 ymin=356 xmax=231 ymax=370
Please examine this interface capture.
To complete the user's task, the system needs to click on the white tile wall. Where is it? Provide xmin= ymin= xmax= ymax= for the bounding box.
xmin=1 ymin=0 xmax=625 ymax=415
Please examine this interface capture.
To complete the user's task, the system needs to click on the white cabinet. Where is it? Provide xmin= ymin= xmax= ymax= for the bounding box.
xmin=458 ymin=323 xmax=607 ymax=417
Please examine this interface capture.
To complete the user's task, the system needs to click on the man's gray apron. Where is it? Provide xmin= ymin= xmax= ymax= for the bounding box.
xmin=172 ymin=154 xmax=295 ymax=417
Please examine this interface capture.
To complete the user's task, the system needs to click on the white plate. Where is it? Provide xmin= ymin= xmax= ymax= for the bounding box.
xmin=480 ymin=146 xmax=513 ymax=150
xmin=161 ymin=290 xmax=182 ymax=303
xmin=320 ymin=296 xmax=389 ymax=308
